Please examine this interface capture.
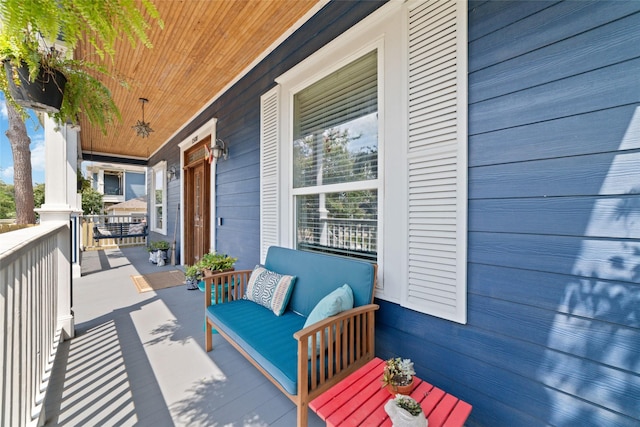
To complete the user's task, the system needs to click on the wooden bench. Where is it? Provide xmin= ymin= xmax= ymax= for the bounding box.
xmin=310 ymin=358 xmax=472 ymax=426
xmin=204 ymin=246 xmax=378 ymax=427
xmin=92 ymin=222 xmax=148 ymax=243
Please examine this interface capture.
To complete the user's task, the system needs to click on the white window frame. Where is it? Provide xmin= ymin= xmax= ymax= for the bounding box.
xmin=151 ymin=161 xmax=167 ymax=234
xmin=262 ymin=0 xmax=467 ymax=323
xmin=274 ymin=3 xmax=406 ymax=291
xmin=279 ymin=40 xmax=385 ymax=277
xmin=290 ymin=49 xmax=381 ymax=263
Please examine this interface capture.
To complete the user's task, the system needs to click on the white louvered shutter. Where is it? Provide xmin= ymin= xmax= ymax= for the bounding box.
xmin=406 ymin=0 xmax=468 ymax=323
xmin=260 ymin=88 xmax=280 ymax=262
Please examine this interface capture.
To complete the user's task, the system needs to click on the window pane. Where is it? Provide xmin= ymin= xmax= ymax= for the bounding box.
xmin=155 ymin=205 xmax=163 ymax=229
xmin=293 ymin=51 xmax=377 ymax=189
xmin=104 ymin=173 xmax=121 ymax=195
xmin=154 ymin=169 xmax=163 ymax=229
xmin=296 ymin=190 xmax=377 ymax=261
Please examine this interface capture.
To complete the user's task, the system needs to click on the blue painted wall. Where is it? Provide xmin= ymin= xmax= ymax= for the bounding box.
xmin=377 ymin=1 xmax=640 ymax=426
xmin=149 ymin=1 xmax=640 ymax=425
xmin=149 ymin=0 xmax=386 ymax=270
xmin=124 ymin=171 xmax=145 ymax=200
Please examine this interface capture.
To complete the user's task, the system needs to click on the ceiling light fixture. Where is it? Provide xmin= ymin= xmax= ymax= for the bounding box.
xmin=133 ymin=98 xmax=153 ymax=138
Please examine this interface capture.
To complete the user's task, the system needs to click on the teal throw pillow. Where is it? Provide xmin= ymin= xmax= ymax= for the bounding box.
xmin=303 ymin=284 xmax=354 ymax=358
xmin=244 ymin=265 xmax=296 ymax=316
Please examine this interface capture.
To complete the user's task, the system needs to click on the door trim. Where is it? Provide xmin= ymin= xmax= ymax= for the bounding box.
xmin=178 ymin=118 xmax=217 ymax=265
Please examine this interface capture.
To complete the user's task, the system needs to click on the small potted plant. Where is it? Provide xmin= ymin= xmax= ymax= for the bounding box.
xmin=147 ymin=240 xmax=170 ymax=264
xmin=382 ymin=357 xmax=416 ymax=395
xmin=185 ymin=264 xmax=203 ymax=291
xmin=198 ymin=252 xmax=237 ymax=276
xmin=383 ymin=395 xmax=427 ymax=427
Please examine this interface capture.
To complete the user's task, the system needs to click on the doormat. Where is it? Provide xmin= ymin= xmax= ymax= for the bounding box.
xmin=131 ymin=270 xmax=185 ymax=293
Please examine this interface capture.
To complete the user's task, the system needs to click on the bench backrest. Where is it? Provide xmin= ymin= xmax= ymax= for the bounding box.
xmin=94 ymin=222 xmax=147 ymax=237
xmin=264 ymin=246 xmax=376 ymax=318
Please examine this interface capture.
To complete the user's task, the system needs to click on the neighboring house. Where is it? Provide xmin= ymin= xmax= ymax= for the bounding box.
xmin=104 ymin=196 xmax=147 ymax=219
xmin=85 ymin=162 xmax=147 ymax=209
xmin=143 ymin=1 xmax=639 ymax=426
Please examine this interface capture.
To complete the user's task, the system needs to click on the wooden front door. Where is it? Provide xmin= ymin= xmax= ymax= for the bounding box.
xmin=184 ymin=139 xmax=211 ymax=265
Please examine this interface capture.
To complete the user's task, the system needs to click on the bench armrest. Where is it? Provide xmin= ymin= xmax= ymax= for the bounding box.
xmin=294 ymin=303 xmax=379 ymax=400
xmin=203 ymin=269 xmax=253 ymax=308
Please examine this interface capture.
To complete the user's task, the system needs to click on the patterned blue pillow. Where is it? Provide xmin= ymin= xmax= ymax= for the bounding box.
xmin=244 ymin=265 xmax=296 ymax=316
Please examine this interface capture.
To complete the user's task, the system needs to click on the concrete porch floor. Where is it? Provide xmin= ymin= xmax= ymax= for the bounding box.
xmin=43 ymin=247 xmax=325 ymax=427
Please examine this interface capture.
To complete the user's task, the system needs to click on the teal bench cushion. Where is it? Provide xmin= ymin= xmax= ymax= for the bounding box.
xmin=206 ymin=299 xmax=306 ymax=394
xmin=264 ymin=246 xmax=375 ymax=317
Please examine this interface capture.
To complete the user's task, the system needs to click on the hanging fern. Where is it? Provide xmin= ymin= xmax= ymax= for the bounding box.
xmin=0 ymin=0 xmax=163 ymax=132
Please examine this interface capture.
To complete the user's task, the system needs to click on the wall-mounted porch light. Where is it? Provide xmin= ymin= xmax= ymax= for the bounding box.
xmin=167 ymin=165 xmax=179 ymax=182
xmin=211 ymin=138 xmax=228 ymax=162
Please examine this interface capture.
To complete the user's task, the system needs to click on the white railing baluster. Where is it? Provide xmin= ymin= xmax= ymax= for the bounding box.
xmin=0 ymin=223 xmax=69 ymax=426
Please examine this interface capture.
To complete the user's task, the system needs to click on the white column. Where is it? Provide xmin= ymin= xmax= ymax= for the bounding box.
xmin=35 ymin=116 xmax=78 ymax=339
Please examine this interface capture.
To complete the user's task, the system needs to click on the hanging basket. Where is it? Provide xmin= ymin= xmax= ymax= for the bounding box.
xmin=3 ymin=60 xmax=67 ymax=113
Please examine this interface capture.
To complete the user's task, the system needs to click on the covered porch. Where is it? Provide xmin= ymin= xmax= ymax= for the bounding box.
xmin=42 ymin=246 xmax=324 ymax=426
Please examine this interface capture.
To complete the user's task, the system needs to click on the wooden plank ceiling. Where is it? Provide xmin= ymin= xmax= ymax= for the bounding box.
xmin=76 ymin=0 xmax=319 ymax=160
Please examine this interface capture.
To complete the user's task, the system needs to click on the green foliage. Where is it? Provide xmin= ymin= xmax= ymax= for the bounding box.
xmin=392 ymin=395 xmax=423 ymax=417
xmin=0 ymin=0 xmax=162 ymax=59
xmin=0 ymin=0 xmax=163 ymax=131
xmin=198 ymin=252 xmax=237 ymax=272
xmin=294 ymin=128 xmax=378 ymax=220
xmin=77 ymin=170 xmax=91 ymax=192
xmin=148 ymin=240 xmax=170 ymax=252
xmin=33 ymin=183 xmax=45 ymax=208
xmin=184 ymin=264 xmax=203 ymax=280
xmin=0 ymin=179 xmax=16 ymax=219
xmin=81 ymin=186 xmax=103 ymax=215
xmin=381 ymin=357 xmax=415 ymax=388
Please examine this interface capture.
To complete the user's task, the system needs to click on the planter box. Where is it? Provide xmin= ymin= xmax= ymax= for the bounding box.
xmin=149 ymin=249 xmax=170 ymax=264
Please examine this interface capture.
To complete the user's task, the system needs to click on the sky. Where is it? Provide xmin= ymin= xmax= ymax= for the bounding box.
xmin=0 ymin=93 xmax=46 ymax=185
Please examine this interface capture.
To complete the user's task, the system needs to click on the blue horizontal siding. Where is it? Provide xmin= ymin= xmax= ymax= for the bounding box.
xmin=470 ymin=196 xmax=640 ymax=238
xmin=470 ymin=232 xmax=622 ymax=276
xmin=145 ymin=0 xmax=640 ymax=425
xmin=468 ymin=1 xmax=552 ymax=42
xmin=470 ymin=57 xmax=640 ymax=135
xmin=469 ymin=0 xmax=640 ymax=72
xmin=469 ymin=105 xmax=640 ymax=167
xmin=469 ymin=150 xmax=640 ymax=199
xmin=468 ymin=263 xmax=639 ymax=328
xmin=470 ymin=11 xmax=640 ymax=104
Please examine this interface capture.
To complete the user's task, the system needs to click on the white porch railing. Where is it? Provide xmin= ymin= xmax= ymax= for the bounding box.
xmin=0 ymin=222 xmax=71 ymax=427
xmin=298 ymin=218 xmax=377 ymax=262
xmin=81 ymin=214 xmax=148 ymax=250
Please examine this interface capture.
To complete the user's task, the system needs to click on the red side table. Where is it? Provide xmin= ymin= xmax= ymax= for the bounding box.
xmin=310 ymin=358 xmax=472 ymax=427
